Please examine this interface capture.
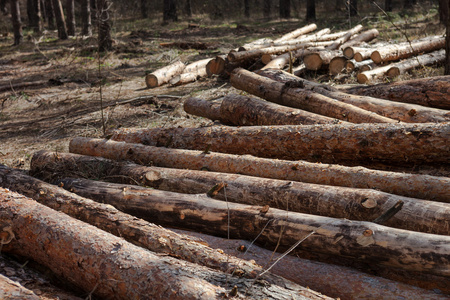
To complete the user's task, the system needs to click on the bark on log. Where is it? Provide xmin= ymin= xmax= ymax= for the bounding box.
xmin=325 ymin=24 xmax=363 ymax=50
xmin=261 ymin=48 xmax=318 ymax=70
xmin=345 ymin=59 xmax=375 ymax=72
xmin=343 ymin=46 xmax=369 ymax=59
xmin=30 ymin=151 xmax=450 ymax=236
xmin=386 ymin=49 xmax=446 ymax=78
xmin=183 ymin=97 xmax=223 ymax=121
xmin=257 ymin=68 xmax=450 ymax=123
xmin=329 ymin=56 xmax=348 ymax=75
xmin=303 ymin=50 xmax=342 ymax=70
xmin=0 ymin=274 xmax=39 ymax=300
xmin=228 ymin=43 xmax=317 ymax=62
xmin=273 ymin=23 xmax=317 ymax=42
xmin=0 ymin=164 xmax=274 ymax=280
xmin=230 ymin=68 xmax=396 ymax=123
xmin=145 ymin=60 xmax=185 ymax=88
xmin=341 ymin=75 xmax=450 ymax=110
xmin=238 ymin=37 xmax=273 ymax=51
xmin=357 ymin=64 xmax=395 ymax=83
xmin=68 ymin=137 xmax=450 ymax=202
xmin=48 ymin=178 xmax=450 ymax=278
xmin=371 ymin=36 xmax=445 ymax=64
xmin=0 ymin=188 xmax=329 ymax=300
xmin=354 ymin=47 xmax=374 ymax=62
xmin=183 ymin=58 xmax=211 ymax=76
xmin=270 ymin=28 xmax=330 ymax=46
xmin=339 ymin=29 xmax=379 ymax=50
xmin=169 ymin=72 xmax=200 ymax=86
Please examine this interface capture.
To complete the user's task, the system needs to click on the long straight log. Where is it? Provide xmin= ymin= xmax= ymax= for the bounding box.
xmin=354 ymin=47 xmax=375 ymax=61
xmin=145 ymin=60 xmax=185 ymax=88
xmin=68 ymin=137 xmax=450 ymax=202
xmin=0 ymin=274 xmax=39 ymax=300
xmin=325 ymin=24 xmax=364 ymax=50
xmin=270 ymin=28 xmax=330 ymax=46
xmin=273 ymin=23 xmax=317 ymax=42
xmin=339 ymin=28 xmax=379 ymax=50
xmin=357 ymin=64 xmax=394 ymax=83
xmin=257 ymin=68 xmax=450 ymax=123
xmin=0 ymin=187 xmax=329 ymax=299
xmin=230 ymin=68 xmax=396 ymax=123
xmin=386 ymin=49 xmax=446 ymax=78
xmin=183 ymin=97 xmax=223 ymax=121
xmin=52 ymin=178 xmax=450 ymax=278
xmin=261 ymin=48 xmax=319 ymax=70
xmin=0 ymin=164 xmax=288 ymax=282
xmin=30 ymin=151 xmax=450 ymax=236
xmin=109 ymin=123 xmax=450 ymax=165
xmin=341 ymin=75 xmax=450 ymax=110
xmin=228 ymin=43 xmax=317 ymax=62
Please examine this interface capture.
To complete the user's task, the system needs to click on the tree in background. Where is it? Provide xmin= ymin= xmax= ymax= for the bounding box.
xmin=403 ymin=0 xmax=417 ymax=10
xmin=306 ymin=0 xmax=316 ymax=21
xmin=440 ymin=0 xmax=449 ymax=24
xmin=1 ymin=0 xmax=8 ymax=14
xmin=27 ymin=0 xmax=42 ymax=33
xmin=66 ymin=0 xmax=75 ymax=36
xmin=385 ymin=0 xmax=393 ymax=12
xmin=263 ymin=0 xmax=270 ymax=19
xmin=163 ymin=0 xmax=177 ymax=22
xmin=81 ymin=0 xmax=92 ymax=36
xmin=184 ymin=0 xmax=191 ymax=17
xmin=445 ymin=0 xmax=450 ymax=75
xmin=97 ymin=0 xmax=112 ymax=51
xmin=51 ymin=0 xmax=68 ymax=39
xmin=244 ymin=0 xmax=250 ymax=18
xmin=44 ymin=0 xmax=55 ymax=29
xmin=9 ymin=0 xmax=22 ymax=45
xmin=349 ymin=0 xmax=357 ymax=16
xmin=279 ymin=0 xmax=290 ymax=18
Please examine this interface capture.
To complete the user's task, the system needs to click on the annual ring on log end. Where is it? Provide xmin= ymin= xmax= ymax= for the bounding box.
xmin=145 ymin=171 xmax=161 ymax=182
xmin=361 ymin=198 xmax=377 ymax=209
xmin=0 ymin=226 xmax=15 ymax=244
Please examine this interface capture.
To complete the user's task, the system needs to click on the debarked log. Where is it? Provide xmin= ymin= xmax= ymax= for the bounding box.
xmin=52 ymin=178 xmax=450 ymax=278
xmin=230 ymin=68 xmax=396 ymax=123
xmin=0 ymin=164 xmax=275 ymax=281
xmin=145 ymin=60 xmax=186 ymax=88
xmin=30 ymin=151 xmax=450 ymax=236
xmin=67 ymin=137 xmax=450 ymax=202
xmin=273 ymin=23 xmax=318 ymax=43
xmin=325 ymin=24 xmax=364 ymax=50
xmin=303 ymin=50 xmax=342 ymax=71
xmin=339 ymin=28 xmax=380 ymax=50
xmin=386 ymin=49 xmax=446 ymax=78
xmin=0 ymin=187 xmax=330 ymax=300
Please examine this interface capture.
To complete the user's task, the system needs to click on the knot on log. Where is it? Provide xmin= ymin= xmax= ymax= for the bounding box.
xmin=0 ymin=226 xmax=15 ymax=245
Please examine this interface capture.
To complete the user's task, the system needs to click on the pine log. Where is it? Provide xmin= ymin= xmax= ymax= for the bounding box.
xmin=230 ymin=68 xmax=396 ymax=123
xmin=357 ymin=64 xmax=395 ymax=83
xmin=386 ymin=49 xmax=446 ymax=78
xmin=371 ymin=36 xmax=445 ymax=64
xmin=169 ymin=72 xmax=200 ymax=86
xmin=205 ymin=55 xmax=227 ymax=76
xmin=261 ymin=49 xmax=317 ymax=70
xmin=339 ymin=28 xmax=379 ymax=50
xmin=270 ymin=28 xmax=331 ymax=46
xmin=0 ymin=164 xmax=271 ymax=280
xmin=273 ymin=23 xmax=317 ymax=43
xmin=343 ymin=46 xmax=369 ymax=59
xmin=329 ymin=56 xmax=348 ymax=75
xmin=303 ymin=50 xmax=342 ymax=70
xmin=183 ymin=97 xmax=223 ymax=121
xmin=261 ymin=54 xmax=277 ymax=64
xmin=0 ymin=188 xmax=328 ymax=300
xmin=51 ymin=178 xmax=450 ymax=278
xmin=0 ymin=274 xmax=39 ymax=300
xmin=354 ymin=47 xmax=374 ymax=62
xmin=257 ymin=68 xmax=450 ymax=123
xmin=345 ymin=59 xmax=376 ymax=72
xmin=238 ymin=37 xmax=273 ymax=51
xmin=228 ymin=43 xmax=316 ymax=62
xmin=325 ymin=24 xmax=364 ymax=50
xmin=30 ymin=151 xmax=450 ymax=236
xmin=341 ymin=75 xmax=450 ymax=110
xmin=183 ymin=58 xmax=211 ymax=76
xmin=145 ymin=60 xmax=185 ymax=88
xmin=68 ymin=137 xmax=450 ymax=202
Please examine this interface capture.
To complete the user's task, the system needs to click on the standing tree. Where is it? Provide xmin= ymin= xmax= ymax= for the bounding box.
xmin=51 ymin=0 xmax=68 ymax=39
xmin=385 ymin=0 xmax=392 ymax=12
xmin=349 ymin=0 xmax=357 ymax=16
xmin=81 ymin=0 xmax=92 ymax=35
xmin=141 ymin=0 xmax=148 ymax=18
xmin=9 ymin=0 xmax=23 ymax=45
xmin=440 ymin=0 xmax=449 ymax=24
xmin=44 ymin=0 xmax=55 ymax=29
xmin=244 ymin=0 xmax=250 ymax=17
xmin=1 ymin=0 xmax=8 ymax=14
xmin=184 ymin=0 xmax=191 ymax=17
xmin=263 ymin=0 xmax=270 ymax=18
xmin=66 ymin=0 xmax=75 ymax=36
xmin=163 ymin=0 xmax=177 ymax=22
xmin=445 ymin=0 xmax=450 ymax=75
xmin=306 ymin=0 xmax=315 ymax=21
xmin=97 ymin=0 xmax=112 ymax=51
xmin=403 ymin=0 xmax=417 ymax=9
xmin=27 ymin=0 xmax=42 ymax=33
xmin=279 ymin=0 xmax=290 ymax=18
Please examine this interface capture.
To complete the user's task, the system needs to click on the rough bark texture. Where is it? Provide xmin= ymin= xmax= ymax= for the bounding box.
xmin=163 ymin=0 xmax=177 ymax=22
xmin=68 ymin=137 xmax=450 ymax=202
xmin=109 ymin=123 xmax=450 ymax=166
xmin=341 ymin=75 xmax=450 ymax=109
xmin=0 ymin=187 xmax=327 ymax=300
xmin=183 ymin=97 xmax=223 ymax=121
xmin=44 ymin=0 xmax=55 ymax=29
xmin=27 ymin=0 xmax=42 ymax=33
xmin=80 ymin=0 xmax=92 ymax=36
xmin=273 ymin=23 xmax=317 ymax=43
xmin=145 ymin=60 xmax=185 ymax=88
xmin=326 ymin=24 xmax=363 ymax=50
xmin=30 ymin=151 xmax=450 ymax=236
xmin=0 ymin=274 xmax=39 ymax=299
xmin=43 ymin=178 xmax=450 ymax=278
xmin=345 ymin=59 xmax=376 ymax=72
xmin=97 ymin=0 xmax=113 ymax=51
xmin=51 ymin=0 xmax=68 ymax=40
xmin=231 ymin=68 xmax=396 ymax=123
xmin=386 ymin=49 xmax=446 ymax=78
xmin=66 ymin=0 xmax=75 ymax=35
xmin=257 ymin=68 xmax=450 ymax=123
xmin=10 ymin=0 xmax=23 ymax=45
xmin=447 ymin=0 xmax=450 ymax=74
xmin=228 ymin=43 xmax=316 ymax=62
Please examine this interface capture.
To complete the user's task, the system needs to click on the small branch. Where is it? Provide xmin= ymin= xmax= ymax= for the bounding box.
xmin=373 ymin=200 xmax=404 ymax=225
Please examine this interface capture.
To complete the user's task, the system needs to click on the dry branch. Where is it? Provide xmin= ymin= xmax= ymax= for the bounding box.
xmin=68 ymin=137 xmax=450 ymax=202
xmin=30 ymin=151 xmax=450 ymax=236
xmin=145 ymin=60 xmax=185 ymax=88
xmin=230 ymin=68 xmax=396 ymax=123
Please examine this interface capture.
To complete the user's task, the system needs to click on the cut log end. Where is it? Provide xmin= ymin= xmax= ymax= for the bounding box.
xmin=357 ymin=73 xmax=369 ymax=84
xmin=304 ymin=53 xmax=323 ymax=70
xmin=371 ymin=51 xmax=382 ymax=64
xmin=354 ymin=52 xmax=364 ymax=62
xmin=343 ymin=47 xmax=354 ymax=59
xmin=329 ymin=57 xmax=347 ymax=75
xmin=145 ymin=74 xmax=158 ymax=88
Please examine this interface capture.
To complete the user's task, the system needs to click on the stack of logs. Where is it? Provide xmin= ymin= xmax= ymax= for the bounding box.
xmin=144 ymin=23 xmax=446 ymax=88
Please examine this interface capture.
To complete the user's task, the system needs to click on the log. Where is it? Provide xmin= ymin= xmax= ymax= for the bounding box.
xmin=183 ymin=97 xmax=223 ymax=121
xmin=67 ymin=137 xmax=450 ymax=202
xmin=303 ymin=50 xmax=342 ymax=71
xmin=230 ymin=68 xmax=396 ymax=123
xmin=386 ymin=49 xmax=446 ymax=78
xmin=0 ymin=274 xmax=39 ymax=300
xmin=273 ymin=23 xmax=317 ymax=43
xmin=345 ymin=59 xmax=376 ymax=72
xmin=205 ymin=55 xmax=227 ymax=76
xmin=343 ymin=46 xmax=369 ymax=59
xmin=357 ymin=64 xmax=395 ymax=84
xmin=0 ymin=164 xmax=275 ymax=281
xmin=228 ymin=43 xmax=316 ymax=62
xmin=257 ymin=68 xmax=450 ymax=123
xmin=325 ymin=24 xmax=364 ymax=50
xmin=145 ymin=60 xmax=185 ymax=88
xmin=339 ymin=28 xmax=380 ymax=50
xmin=51 ymin=178 xmax=450 ymax=278
xmin=238 ymin=37 xmax=273 ymax=51
xmin=169 ymin=72 xmax=200 ymax=86
xmin=261 ymin=48 xmax=318 ymax=70
xmin=183 ymin=57 xmax=211 ymax=76
xmin=30 ymin=151 xmax=450 ymax=236
xmin=328 ymin=56 xmax=348 ymax=75
xmin=270 ymin=28 xmax=331 ymax=46
xmin=354 ymin=47 xmax=374 ymax=62
xmin=371 ymin=36 xmax=445 ymax=64
xmin=0 ymin=187 xmax=329 ymax=299
xmin=341 ymin=75 xmax=450 ymax=110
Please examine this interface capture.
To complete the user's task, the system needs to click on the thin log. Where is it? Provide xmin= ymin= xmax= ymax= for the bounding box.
xmin=343 ymin=46 xmax=369 ymax=59
xmin=67 ymin=137 xmax=450 ymax=202
xmin=371 ymin=36 xmax=445 ymax=64
xmin=51 ymin=178 xmax=450 ymax=278
xmin=145 ymin=60 xmax=185 ymax=88
xmin=183 ymin=97 xmax=223 ymax=121
xmin=325 ymin=24 xmax=363 ymax=50
xmin=238 ymin=37 xmax=273 ymax=51
xmin=261 ymin=49 xmax=318 ymax=70
xmin=329 ymin=56 xmax=348 ymax=75
xmin=228 ymin=43 xmax=316 ymax=62
xmin=0 ymin=274 xmax=39 ymax=300
xmin=183 ymin=58 xmax=211 ymax=76
xmin=270 ymin=28 xmax=330 ymax=46
xmin=345 ymin=59 xmax=376 ymax=72
xmin=30 ymin=151 xmax=450 ymax=236
xmin=386 ymin=49 xmax=446 ymax=78
xmin=169 ymin=72 xmax=199 ymax=86
xmin=354 ymin=48 xmax=374 ymax=62
xmin=273 ymin=23 xmax=317 ymax=42
xmin=357 ymin=64 xmax=395 ymax=83
xmin=303 ymin=50 xmax=342 ymax=70
xmin=230 ymin=68 xmax=396 ymax=123
xmin=257 ymin=68 xmax=450 ymax=123
xmin=341 ymin=75 xmax=450 ymax=110
xmin=0 ymin=187 xmax=328 ymax=299
xmin=339 ymin=28 xmax=380 ymax=50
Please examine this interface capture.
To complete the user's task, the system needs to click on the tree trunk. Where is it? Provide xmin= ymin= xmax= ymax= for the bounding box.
xmin=145 ymin=60 xmax=186 ymax=88
xmin=0 ymin=188 xmax=326 ymax=299
xmin=274 ymin=23 xmax=317 ymax=43
xmin=403 ymin=0 xmax=417 ymax=9
xmin=51 ymin=0 xmax=68 ymax=39
xmin=371 ymin=36 xmax=445 ymax=64
xmin=385 ymin=0 xmax=392 ymax=11
xmin=440 ymin=0 xmax=449 ymax=24
xmin=326 ymin=24 xmax=363 ymax=50
xmin=80 ymin=0 xmax=92 ymax=36
xmin=244 ymin=0 xmax=250 ymax=17
xmin=257 ymin=68 xmax=450 ymax=123
xmin=141 ymin=0 xmax=147 ymax=18
xmin=30 ymin=151 xmax=450 ymax=236
xmin=27 ymin=0 xmax=42 ymax=33
xmin=42 ymin=178 xmax=450 ymax=278
xmin=9 ymin=0 xmax=23 ymax=45
xmin=279 ymin=0 xmax=290 ymax=18
xmin=349 ymin=0 xmax=357 ymax=16
xmin=230 ymin=68 xmax=396 ymax=123
xmin=97 ymin=0 xmax=112 ymax=51
xmin=184 ymin=94 xmax=345 ymax=125
xmin=44 ymin=0 xmax=55 ymax=29
xmin=386 ymin=49 xmax=446 ymax=78
xmin=67 ymin=137 xmax=450 ymax=202
xmin=0 ymin=164 xmax=289 ymax=285
xmin=306 ymin=0 xmax=315 ymax=21
xmin=263 ymin=0 xmax=270 ymax=18
xmin=184 ymin=0 xmax=191 ymax=16
xmin=65 ymin=0 xmax=75 ymax=36
xmin=163 ymin=0 xmax=177 ymax=22
xmin=0 ymin=0 xmax=8 ymax=14
xmin=0 ymin=274 xmax=39 ymax=299
xmin=446 ymin=0 xmax=450 ymax=75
